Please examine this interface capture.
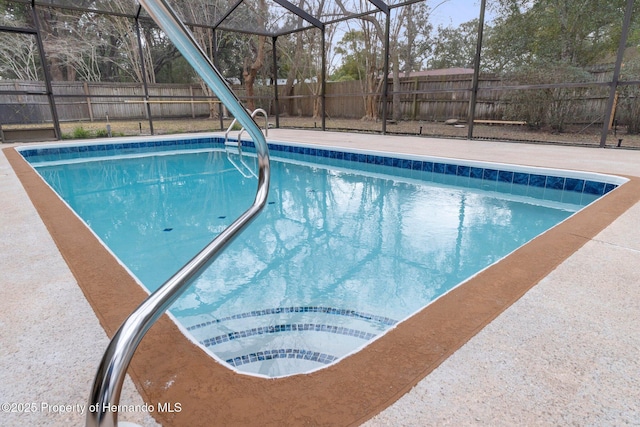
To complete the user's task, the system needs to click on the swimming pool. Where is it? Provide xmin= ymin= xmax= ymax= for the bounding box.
xmin=19 ymin=135 xmax=625 ymax=378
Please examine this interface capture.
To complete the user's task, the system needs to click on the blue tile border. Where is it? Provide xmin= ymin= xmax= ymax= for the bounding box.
xmin=20 ymin=136 xmax=621 ymax=197
xmin=470 ymin=167 xmax=484 ymax=179
xmin=262 ymin=142 xmax=619 ymax=197
xmin=19 ymin=136 xmax=221 ymax=161
xmin=201 ymin=323 xmax=377 ymax=348
xmin=187 ymin=306 xmax=398 ymax=330
xmin=498 ymin=170 xmax=514 ymax=183
xmin=225 ymin=349 xmax=338 ymax=367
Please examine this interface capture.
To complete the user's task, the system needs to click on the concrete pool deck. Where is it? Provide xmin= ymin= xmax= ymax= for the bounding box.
xmin=1 ymin=129 xmax=639 ymax=426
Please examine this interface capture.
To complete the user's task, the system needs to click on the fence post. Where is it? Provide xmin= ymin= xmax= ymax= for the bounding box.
xmin=411 ymin=78 xmax=419 ymax=120
xmin=190 ymin=85 xmax=195 ymax=118
xmin=84 ymin=82 xmax=94 ymax=122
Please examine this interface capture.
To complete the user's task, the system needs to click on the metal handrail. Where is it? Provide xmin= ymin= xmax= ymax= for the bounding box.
xmin=85 ymin=1 xmax=270 ymax=426
xmin=224 ymin=112 xmax=246 ymax=144
xmin=238 ymin=108 xmax=269 ymax=142
xmin=224 ymin=108 xmax=268 ymax=179
xmin=224 ymin=107 xmax=269 ymax=145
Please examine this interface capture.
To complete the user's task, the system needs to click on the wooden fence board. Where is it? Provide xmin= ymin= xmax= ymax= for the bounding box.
xmin=0 ymin=76 xmax=618 ymax=126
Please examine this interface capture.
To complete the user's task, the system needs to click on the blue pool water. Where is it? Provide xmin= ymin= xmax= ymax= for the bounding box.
xmin=21 ymin=137 xmax=620 ymax=378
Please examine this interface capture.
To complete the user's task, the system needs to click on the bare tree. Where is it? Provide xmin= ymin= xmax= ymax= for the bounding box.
xmin=240 ymin=0 xmax=269 ymax=112
xmin=173 ymin=0 xmax=234 ymax=117
xmin=28 ymin=5 xmax=119 ymax=82
xmin=275 ymin=0 xmax=339 ymax=118
xmin=279 ymin=0 xmax=307 ymax=116
xmin=390 ymin=7 xmax=408 ymax=121
xmin=104 ymin=1 xmax=154 ymax=83
xmin=391 ymin=2 xmax=432 ymax=121
xmin=308 ymin=0 xmax=340 ymax=118
xmin=0 ymin=30 xmax=41 ymax=80
xmin=49 ymin=14 xmax=106 ymax=82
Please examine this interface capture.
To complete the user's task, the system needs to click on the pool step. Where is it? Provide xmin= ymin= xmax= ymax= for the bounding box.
xmin=180 ymin=306 xmax=397 ymax=376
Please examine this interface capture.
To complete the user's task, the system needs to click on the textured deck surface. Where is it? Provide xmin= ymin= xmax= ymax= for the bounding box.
xmin=1 ymin=130 xmax=639 ymax=426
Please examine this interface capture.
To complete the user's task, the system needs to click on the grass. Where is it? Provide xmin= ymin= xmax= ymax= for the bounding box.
xmin=61 ymin=125 xmax=125 ymax=140
xmin=45 ymin=117 xmax=640 ymax=149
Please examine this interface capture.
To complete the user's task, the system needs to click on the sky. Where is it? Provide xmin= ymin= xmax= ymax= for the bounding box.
xmin=429 ymin=0 xmax=494 ymax=28
xmin=327 ymin=0 xmax=495 ymax=73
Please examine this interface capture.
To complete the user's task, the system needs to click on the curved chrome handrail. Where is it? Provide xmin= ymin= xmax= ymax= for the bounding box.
xmin=86 ymin=1 xmax=270 ymax=426
xmin=225 ymin=107 xmax=269 ymax=144
xmin=225 ymin=108 xmax=268 ymax=179
xmin=238 ymin=108 xmax=269 ymax=142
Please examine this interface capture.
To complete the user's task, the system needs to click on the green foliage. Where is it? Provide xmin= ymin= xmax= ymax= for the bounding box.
xmin=331 ymin=30 xmax=370 ymax=81
xmin=62 ymin=126 xmax=124 ymax=139
xmin=71 ymin=126 xmax=91 ymax=139
xmin=94 ymin=129 xmax=109 ymax=138
xmin=429 ymin=20 xmax=478 ymax=70
xmin=330 ymin=59 xmax=361 ymax=81
xmin=154 ymin=56 xmax=196 ymax=84
xmin=486 ymin=0 xmax=629 ymax=72
xmin=396 ymin=1 xmax=433 ymax=73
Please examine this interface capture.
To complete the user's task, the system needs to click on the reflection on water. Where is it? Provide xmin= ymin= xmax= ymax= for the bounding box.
xmin=36 ymin=149 xmax=579 ymax=320
xmin=35 ymin=149 xmax=583 ymax=375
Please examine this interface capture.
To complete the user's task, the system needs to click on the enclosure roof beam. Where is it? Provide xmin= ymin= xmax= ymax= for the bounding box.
xmin=23 ymin=0 xmax=390 ymax=36
xmin=323 ymin=9 xmax=381 ymax=26
xmin=272 ymin=0 xmax=324 ymax=30
xmin=274 ymin=24 xmax=316 ymax=38
xmin=35 ymin=1 xmax=135 ymax=19
xmin=366 ymin=0 xmax=389 ymax=14
xmin=0 ymin=25 xmax=37 ymax=34
xmin=19 ymin=0 xmax=404 ymax=36
xmin=216 ymin=25 xmax=273 ymax=37
xmin=388 ymin=0 xmax=426 ymax=10
xmin=213 ymin=0 xmax=244 ymax=30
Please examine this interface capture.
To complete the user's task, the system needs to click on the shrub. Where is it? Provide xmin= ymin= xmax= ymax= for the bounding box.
xmin=71 ymin=126 xmax=92 ymax=139
xmin=501 ymin=62 xmax=594 ymax=132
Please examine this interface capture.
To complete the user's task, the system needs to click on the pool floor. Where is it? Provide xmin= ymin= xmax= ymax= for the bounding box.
xmin=2 ymin=130 xmax=640 ymax=426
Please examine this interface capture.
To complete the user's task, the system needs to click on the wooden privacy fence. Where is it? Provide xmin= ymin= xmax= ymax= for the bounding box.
xmin=0 ymin=75 xmax=619 ymax=126
xmin=0 ymin=81 xmax=213 ymax=123
xmin=385 ymin=74 xmax=504 ymax=121
xmin=282 ymin=73 xmax=614 ymax=125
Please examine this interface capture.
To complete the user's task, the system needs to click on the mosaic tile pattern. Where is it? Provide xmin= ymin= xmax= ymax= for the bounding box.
xmin=21 ymin=136 xmax=619 ymax=197
xmin=20 ymin=137 xmax=217 ymax=160
xmin=187 ymin=306 xmax=398 ymax=331
xmin=226 ymin=349 xmax=338 ymax=367
xmin=262 ymin=142 xmax=619 ymax=196
xmin=201 ymin=323 xmax=377 ymax=348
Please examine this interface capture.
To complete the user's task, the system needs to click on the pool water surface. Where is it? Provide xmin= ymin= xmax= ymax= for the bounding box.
xmin=21 ymin=137 xmax=619 ymax=377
